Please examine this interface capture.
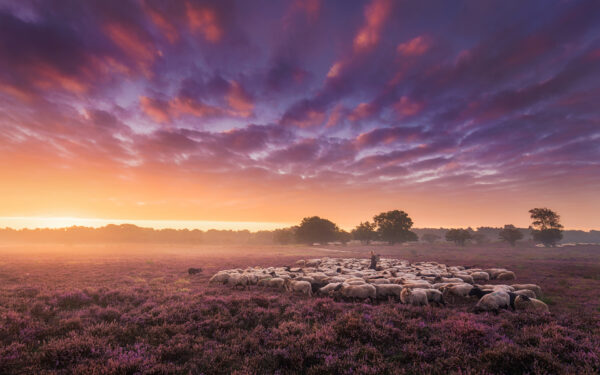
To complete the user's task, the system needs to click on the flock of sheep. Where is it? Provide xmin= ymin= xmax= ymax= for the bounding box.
xmin=208 ymin=257 xmax=549 ymax=313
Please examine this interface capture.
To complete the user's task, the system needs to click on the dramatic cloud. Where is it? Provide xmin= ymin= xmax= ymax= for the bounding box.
xmin=1 ymin=0 xmax=599 ymax=229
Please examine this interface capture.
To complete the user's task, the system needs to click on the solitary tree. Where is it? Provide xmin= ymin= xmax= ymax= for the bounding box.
xmin=351 ymin=221 xmax=377 ymax=244
xmin=295 ymin=216 xmax=339 ymax=245
xmin=445 ymin=229 xmax=472 ymax=246
xmin=373 ymin=210 xmax=418 ymax=245
xmin=529 ymin=208 xmax=563 ymax=247
xmin=498 ymin=224 xmax=524 ymax=246
xmin=421 ymin=233 xmax=440 ymax=244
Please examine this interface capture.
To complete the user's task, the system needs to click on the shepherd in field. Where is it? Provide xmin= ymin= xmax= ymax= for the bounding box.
xmin=369 ymin=250 xmax=380 ymax=270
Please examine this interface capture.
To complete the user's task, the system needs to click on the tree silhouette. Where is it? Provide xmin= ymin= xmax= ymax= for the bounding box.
xmin=445 ymin=229 xmax=472 ymax=246
xmin=351 ymin=221 xmax=377 ymax=244
xmin=372 ymin=210 xmax=418 ymax=245
xmin=295 ymin=216 xmax=339 ymax=245
xmin=498 ymin=224 xmax=524 ymax=246
xmin=529 ymin=208 xmax=563 ymax=247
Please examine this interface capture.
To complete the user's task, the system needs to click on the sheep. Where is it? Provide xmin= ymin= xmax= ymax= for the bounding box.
xmin=188 ymin=267 xmax=202 ymax=275
xmin=442 ymin=283 xmax=473 ymax=297
xmin=484 ymin=268 xmax=507 ymax=279
xmin=267 ymin=278 xmax=285 ymax=289
xmin=340 ymin=283 xmax=376 ymax=300
xmin=209 ymin=272 xmax=230 ymax=284
xmin=284 ymin=279 xmax=312 ymax=296
xmin=514 ymin=295 xmax=550 ymax=313
xmin=228 ymin=274 xmax=249 ymax=289
xmin=474 ymin=291 xmax=511 ymax=312
xmin=497 ymin=271 xmax=516 ymax=281
xmin=400 ymin=288 xmax=428 ymax=306
xmin=514 ymin=289 xmax=537 ymax=299
xmin=374 ymin=284 xmax=403 ymax=299
xmin=318 ymin=282 xmax=342 ymax=296
xmin=470 ymin=271 xmax=490 ymax=281
xmin=468 ymin=286 xmax=492 ymax=299
xmin=511 ymin=284 xmax=542 ymax=297
xmin=421 ymin=288 xmax=445 ymax=306
xmin=452 ymin=274 xmax=474 ymax=284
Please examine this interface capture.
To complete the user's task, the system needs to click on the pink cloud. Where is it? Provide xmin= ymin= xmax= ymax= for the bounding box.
xmin=226 ymin=81 xmax=254 ymax=118
xmin=394 ymin=96 xmax=424 ymax=117
xmin=186 ymin=2 xmax=222 ymax=42
xmin=353 ymin=0 xmax=393 ymax=52
xmin=396 ymin=35 xmax=431 ymax=56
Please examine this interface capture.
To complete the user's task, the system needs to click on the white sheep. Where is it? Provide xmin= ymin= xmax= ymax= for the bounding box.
xmin=208 ymin=272 xmax=229 ymax=284
xmin=514 ymin=289 xmax=537 ymax=299
xmin=267 ymin=278 xmax=285 ymax=289
xmin=318 ymin=282 xmax=342 ymax=295
xmin=228 ymin=273 xmax=249 ymax=289
xmin=497 ymin=271 xmax=516 ymax=281
xmin=470 ymin=271 xmax=490 ymax=281
xmin=511 ymin=284 xmax=542 ymax=297
xmin=374 ymin=284 xmax=403 ymax=299
xmin=475 ymin=291 xmax=511 ymax=312
xmin=340 ymin=283 xmax=376 ymax=300
xmin=420 ymin=288 xmax=445 ymax=306
xmin=514 ymin=295 xmax=549 ymax=313
xmin=284 ymin=279 xmax=312 ymax=296
xmin=400 ymin=288 xmax=428 ymax=306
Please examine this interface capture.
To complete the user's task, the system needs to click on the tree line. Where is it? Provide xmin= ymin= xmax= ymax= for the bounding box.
xmin=0 ymin=208 xmax=597 ymax=246
xmin=277 ymin=208 xmax=568 ymax=247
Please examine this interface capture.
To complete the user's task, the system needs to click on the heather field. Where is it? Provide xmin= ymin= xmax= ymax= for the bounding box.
xmin=1 ymin=243 xmax=599 ymax=374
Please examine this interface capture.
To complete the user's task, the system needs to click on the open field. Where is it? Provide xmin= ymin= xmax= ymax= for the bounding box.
xmin=0 ymin=243 xmax=599 ymax=374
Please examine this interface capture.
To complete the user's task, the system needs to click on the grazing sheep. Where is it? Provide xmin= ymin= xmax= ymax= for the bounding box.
xmin=484 ymin=268 xmax=507 ymax=279
xmin=340 ymin=283 xmax=376 ymax=300
xmin=497 ymin=271 xmax=516 ymax=281
xmin=453 ymin=274 xmax=474 ymax=284
xmin=443 ymin=284 xmax=473 ymax=297
xmin=400 ymin=288 xmax=428 ymax=306
xmin=318 ymin=282 xmax=342 ymax=296
xmin=514 ymin=289 xmax=537 ymax=299
xmin=470 ymin=271 xmax=490 ymax=281
xmin=374 ymin=284 xmax=403 ymax=299
xmin=475 ymin=291 xmax=511 ymax=312
xmin=188 ymin=267 xmax=202 ymax=275
xmin=514 ymin=295 xmax=550 ymax=313
xmin=209 ymin=272 xmax=230 ymax=284
xmin=421 ymin=288 xmax=445 ymax=306
xmin=511 ymin=284 xmax=542 ymax=297
xmin=228 ymin=274 xmax=249 ymax=289
xmin=267 ymin=278 xmax=285 ymax=289
xmin=284 ymin=279 xmax=312 ymax=296
xmin=468 ymin=286 xmax=492 ymax=299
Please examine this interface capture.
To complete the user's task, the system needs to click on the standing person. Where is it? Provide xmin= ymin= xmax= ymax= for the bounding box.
xmin=369 ymin=250 xmax=380 ymax=270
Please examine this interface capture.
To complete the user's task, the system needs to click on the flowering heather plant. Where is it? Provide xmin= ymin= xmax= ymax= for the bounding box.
xmin=0 ymin=243 xmax=599 ymax=374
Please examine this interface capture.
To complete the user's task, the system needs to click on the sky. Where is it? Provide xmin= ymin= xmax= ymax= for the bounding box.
xmin=0 ymin=0 xmax=599 ymax=231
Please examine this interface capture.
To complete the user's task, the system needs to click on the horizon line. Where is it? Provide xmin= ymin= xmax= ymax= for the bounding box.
xmin=0 ymin=216 xmax=597 ymax=232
